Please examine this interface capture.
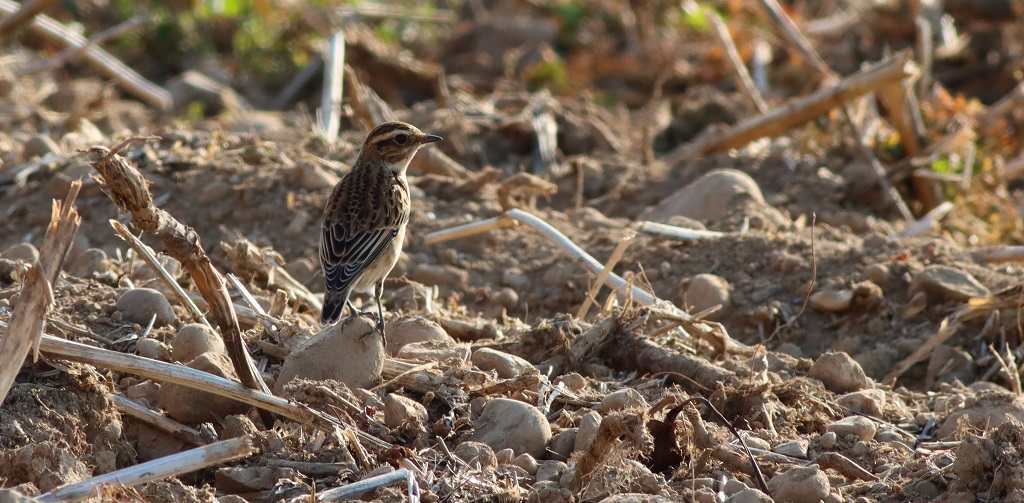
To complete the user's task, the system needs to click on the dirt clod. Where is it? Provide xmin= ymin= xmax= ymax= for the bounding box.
xmin=809 ymin=352 xmax=872 ymax=392
xmin=275 ymin=315 xmax=384 ymax=391
xmin=116 ymin=288 xmax=177 ymax=328
xmin=158 ymin=352 xmax=249 ymax=423
xmin=172 ymin=323 xmax=225 ymax=363
xmin=473 ymin=398 xmax=551 ymax=458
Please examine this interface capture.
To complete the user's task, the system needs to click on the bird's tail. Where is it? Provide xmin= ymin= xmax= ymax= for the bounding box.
xmin=321 ymin=290 xmax=349 ymax=324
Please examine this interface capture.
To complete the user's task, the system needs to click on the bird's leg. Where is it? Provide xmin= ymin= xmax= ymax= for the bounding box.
xmin=374 ymin=278 xmax=387 ymax=347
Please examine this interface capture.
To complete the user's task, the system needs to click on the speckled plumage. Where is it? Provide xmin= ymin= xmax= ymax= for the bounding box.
xmin=319 ymin=122 xmax=441 ymax=336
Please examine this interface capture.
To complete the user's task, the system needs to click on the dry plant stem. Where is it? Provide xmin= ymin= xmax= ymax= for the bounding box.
xmin=37 ymin=334 xmax=391 ymax=449
xmin=666 ymin=54 xmax=918 ymax=159
xmin=842 ymin=106 xmax=915 ymax=221
xmin=111 ymin=394 xmax=205 ymax=447
xmin=682 ymin=0 xmax=768 ymax=114
xmin=37 ymin=437 xmax=256 ymax=503
xmin=0 ymin=0 xmax=52 ymax=37
xmin=877 ymin=82 xmax=921 ymax=156
xmin=577 ymin=233 xmax=634 ymax=320
xmin=110 ymin=220 xmax=211 ymax=327
xmin=973 ymin=246 xmax=1024 ymax=263
xmin=755 ymin=0 xmax=831 ymax=74
xmin=884 ymin=311 xmax=962 ymax=384
xmin=86 ymin=146 xmax=271 ymax=405
xmin=989 ymin=343 xmax=1023 ymax=395
xmin=16 ymin=15 xmax=153 ymax=76
xmin=980 ymin=82 xmax=1024 ymax=127
xmin=317 ymin=468 xmax=413 ymax=501
xmin=318 ymin=31 xmax=346 ymax=143
xmin=0 ymin=182 xmax=81 ymax=403
xmin=0 ymin=0 xmax=171 ymax=109
xmin=637 ymin=221 xmax=725 ymax=241
xmin=816 ymin=452 xmax=879 ymax=481
xmin=901 ymin=201 xmax=954 ymax=238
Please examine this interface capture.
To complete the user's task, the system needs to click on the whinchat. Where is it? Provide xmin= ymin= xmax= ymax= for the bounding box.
xmin=319 ymin=121 xmax=442 ymax=343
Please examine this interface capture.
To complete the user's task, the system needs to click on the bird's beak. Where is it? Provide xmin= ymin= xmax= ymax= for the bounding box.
xmin=420 ymin=134 xmax=443 ymax=144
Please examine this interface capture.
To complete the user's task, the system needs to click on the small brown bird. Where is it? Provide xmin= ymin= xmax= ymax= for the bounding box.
xmin=320 ymin=121 xmax=441 ymax=342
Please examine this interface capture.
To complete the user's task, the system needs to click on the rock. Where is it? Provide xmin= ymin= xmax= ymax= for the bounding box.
xmin=220 ymin=415 xmax=258 ymax=439
xmin=599 ymin=388 xmax=649 ymax=412
xmin=722 ymin=479 xmax=748 ymax=496
xmin=925 ymin=344 xmax=975 ymax=389
xmin=276 ymin=315 xmax=384 ymax=391
xmin=284 ymin=210 xmax=311 ymax=238
xmin=740 ymin=435 xmax=770 ymax=451
xmin=473 ymin=398 xmax=552 ymax=458
xmin=808 ymin=352 xmax=871 ymax=392
xmin=43 ymin=78 xmax=105 ymax=113
xmin=836 ymin=389 xmax=885 ymax=417
xmin=136 ymin=338 xmax=171 ymax=362
xmin=529 ymin=481 xmax=573 ymax=503
xmin=125 ymin=380 xmax=160 ymax=406
xmin=549 ymin=428 xmax=577 ymax=460
xmin=132 ymin=256 xmax=182 ymax=283
xmin=453 ymin=441 xmax=497 ymax=470
xmin=290 ymin=161 xmax=339 ymax=190
xmin=22 ymin=134 xmax=61 ymax=160
xmin=159 ymin=352 xmax=249 ymax=423
xmin=384 ymin=393 xmax=428 ymax=429
xmin=136 ymin=424 xmax=188 ymax=462
xmin=555 ymin=372 xmax=586 ymax=391
xmin=826 ymin=416 xmax=877 ymax=441
xmin=117 ymin=288 xmax=177 ymax=328
xmin=535 ymin=460 xmax=567 ymax=482
xmin=495 ymin=448 xmax=515 ymax=465
xmin=863 ymin=263 xmax=890 ymax=286
xmin=197 ymin=179 xmax=234 ymax=204
xmin=726 ymin=488 xmax=774 ymax=503
xmin=767 ymin=465 xmax=831 ymax=503
xmin=513 ymin=452 xmax=538 ymax=475
xmin=911 ymin=265 xmax=990 ymax=302
xmin=229 ymin=111 xmax=286 ymax=134
xmin=642 ymin=169 xmax=765 ymax=223
xmin=396 ymin=339 xmax=470 ymax=363
xmin=2 ymin=243 xmax=38 ymax=263
xmin=472 ymin=347 xmax=535 ymax=378
xmin=66 ymin=248 xmax=113 ymax=278
xmin=575 ymin=411 xmax=602 ymax=452
xmin=409 ymin=263 xmax=470 ymax=293
xmin=215 ymin=466 xmax=298 ymax=493
xmin=936 ymin=398 xmax=1024 ymax=440
xmin=167 ymin=70 xmax=245 ymax=115
xmin=172 ymin=323 xmax=225 ymax=362
xmin=773 ymin=439 xmax=808 ymax=459
xmin=810 ymin=289 xmax=853 ymax=312
xmin=385 ymin=317 xmax=452 ymax=355
xmin=817 ymin=431 xmax=838 ymax=450
xmin=680 ymin=273 xmax=732 ymax=319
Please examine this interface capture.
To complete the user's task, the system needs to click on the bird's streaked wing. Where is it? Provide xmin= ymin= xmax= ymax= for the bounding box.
xmin=320 ymin=223 xmax=399 ymax=294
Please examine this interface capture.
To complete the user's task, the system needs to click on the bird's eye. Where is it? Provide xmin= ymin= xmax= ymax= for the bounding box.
xmin=393 ymin=134 xmax=408 ymax=145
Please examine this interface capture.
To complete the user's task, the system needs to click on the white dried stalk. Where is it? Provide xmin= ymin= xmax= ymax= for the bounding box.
xmin=16 ymin=15 xmax=153 ymax=76
xmin=973 ymin=246 xmax=1024 ymax=263
xmin=900 ymin=201 xmax=954 ymax=239
xmin=318 ymin=31 xmax=346 ymax=143
xmin=37 ymin=437 xmax=256 ymax=503
xmin=637 ymin=221 xmax=725 ymax=240
xmin=318 ymin=468 xmax=414 ymax=501
xmin=111 ymin=394 xmax=205 ymax=446
xmin=577 ymin=233 xmax=634 ymax=320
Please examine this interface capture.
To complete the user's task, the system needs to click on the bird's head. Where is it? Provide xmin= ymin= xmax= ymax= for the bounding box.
xmin=360 ymin=121 xmax=442 ymax=172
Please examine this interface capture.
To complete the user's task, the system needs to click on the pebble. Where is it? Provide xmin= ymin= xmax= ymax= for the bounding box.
xmin=773 ymin=439 xmax=809 ymax=459
xmin=808 ymin=352 xmax=871 ymax=392
xmin=809 ymin=289 xmax=853 ymax=312
xmin=136 ymin=424 xmax=188 ymax=462
xmin=473 ymin=398 xmax=551 ymax=458
xmin=513 ymin=453 xmax=538 ymax=475
xmin=495 ymin=448 xmax=515 ymax=465
xmin=409 ymin=263 xmax=470 ymax=292
xmin=472 ymin=347 xmax=536 ymax=378
xmin=601 ymin=495 xmax=676 ymax=503
xmin=22 ymin=134 xmax=61 ymax=160
xmin=680 ymin=273 xmax=732 ymax=320
xmin=925 ymin=344 xmax=975 ymax=389
xmin=535 ymin=460 xmax=567 ymax=482
xmin=159 ymin=352 xmax=249 ymax=423
xmin=383 ymin=393 xmax=428 ymax=429
xmin=453 ymin=441 xmax=497 ymax=470
xmin=125 ymin=380 xmax=160 ymax=406
xmin=66 ymin=248 xmax=113 ymax=278
xmin=910 ymin=265 xmax=990 ymax=302
xmin=529 ymin=481 xmax=573 ymax=503
xmin=740 ymin=435 xmax=770 ymax=451
xmin=290 ymin=161 xmax=339 ymax=190
xmin=172 ymin=323 xmax=225 ymax=363
xmin=836 ymin=389 xmax=885 ymax=416
xmin=220 ymin=415 xmax=258 ymax=439
xmin=132 ymin=256 xmax=182 ymax=283
xmin=396 ymin=339 xmax=470 ymax=363
xmin=215 ymin=466 xmax=298 ymax=493
xmin=766 ymin=465 xmax=831 ymax=503
xmin=275 ymin=315 xmax=384 ymax=391
xmin=726 ymin=488 xmax=773 ymax=503
xmin=599 ymin=388 xmax=649 ymax=412
xmin=136 ymin=338 xmax=171 ymax=362
xmin=549 ymin=428 xmax=577 ymax=460
xmin=283 ymin=210 xmax=311 ymax=238
xmin=385 ymin=317 xmax=452 ymax=356
xmin=818 ymin=431 xmax=838 ymax=449
xmin=116 ymin=288 xmax=177 ymax=328
xmin=555 ymin=372 xmax=586 ymax=391
xmin=862 ymin=263 xmax=890 ymax=286
xmin=575 ymin=411 xmax=602 ymax=452
xmin=642 ymin=169 xmax=766 ymax=222
xmin=826 ymin=416 xmax=877 ymax=442
xmin=722 ymin=478 xmax=748 ymax=496
xmin=197 ymin=179 xmax=234 ymax=204
xmin=935 ymin=399 xmax=1024 ymax=440
xmin=2 ymin=243 xmax=39 ymax=263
